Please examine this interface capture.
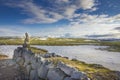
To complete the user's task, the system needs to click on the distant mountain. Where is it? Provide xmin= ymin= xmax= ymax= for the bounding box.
xmin=85 ymin=33 xmax=120 ymax=40
xmin=0 ymin=36 xmax=22 ymax=39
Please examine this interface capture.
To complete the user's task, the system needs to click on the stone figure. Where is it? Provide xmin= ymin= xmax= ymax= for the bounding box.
xmin=23 ymin=32 xmax=30 ymax=48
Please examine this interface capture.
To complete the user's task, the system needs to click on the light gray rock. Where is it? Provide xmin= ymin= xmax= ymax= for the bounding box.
xmin=64 ymin=77 xmax=72 ymax=80
xmin=13 ymin=48 xmax=22 ymax=60
xmin=16 ymin=57 xmax=24 ymax=66
xmin=26 ymin=65 xmax=32 ymax=76
xmin=38 ymin=64 xmax=49 ymax=79
xmin=71 ymin=71 xmax=88 ymax=80
xmin=30 ymin=70 xmax=38 ymax=80
xmin=30 ymin=57 xmax=37 ymax=69
xmin=57 ymin=62 xmax=77 ymax=76
xmin=44 ymin=53 xmax=57 ymax=58
xmin=23 ymin=51 xmax=33 ymax=67
xmin=38 ymin=57 xmax=45 ymax=62
xmin=47 ymin=62 xmax=54 ymax=68
xmin=30 ymin=57 xmax=44 ymax=70
xmin=47 ymin=68 xmax=67 ymax=80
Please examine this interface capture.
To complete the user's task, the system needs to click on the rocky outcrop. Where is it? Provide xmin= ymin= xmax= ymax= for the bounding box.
xmin=42 ymin=53 xmax=61 ymax=58
xmin=13 ymin=47 xmax=89 ymax=80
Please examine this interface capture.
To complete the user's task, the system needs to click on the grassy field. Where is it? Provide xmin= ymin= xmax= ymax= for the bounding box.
xmin=0 ymin=37 xmax=97 ymax=45
xmin=0 ymin=38 xmax=23 ymax=45
xmin=29 ymin=47 xmax=48 ymax=54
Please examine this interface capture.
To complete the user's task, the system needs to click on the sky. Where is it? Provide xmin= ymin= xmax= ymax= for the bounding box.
xmin=0 ymin=0 xmax=120 ymax=38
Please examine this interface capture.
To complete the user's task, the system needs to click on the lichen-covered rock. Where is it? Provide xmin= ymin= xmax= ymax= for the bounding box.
xmin=30 ymin=70 xmax=38 ymax=80
xmin=47 ymin=68 xmax=67 ymax=80
xmin=23 ymin=51 xmax=33 ymax=67
xmin=26 ymin=65 xmax=32 ymax=76
xmin=16 ymin=57 xmax=24 ymax=66
xmin=38 ymin=63 xmax=49 ymax=79
xmin=13 ymin=47 xmax=23 ymax=60
xmin=57 ymin=62 xmax=77 ymax=76
xmin=71 ymin=71 xmax=88 ymax=80
xmin=44 ymin=53 xmax=58 ymax=58
xmin=64 ymin=77 xmax=72 ymax=80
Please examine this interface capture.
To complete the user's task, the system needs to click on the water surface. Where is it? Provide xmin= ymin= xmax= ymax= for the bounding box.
xmin=0 ymin=45 xmax=120 ymax=71
xmin=34 ymin=45 xmax=120 ymax=71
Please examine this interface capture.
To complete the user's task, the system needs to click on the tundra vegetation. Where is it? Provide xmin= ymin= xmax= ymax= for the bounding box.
xmin=0 ymin=37 xmax=97 ymax=45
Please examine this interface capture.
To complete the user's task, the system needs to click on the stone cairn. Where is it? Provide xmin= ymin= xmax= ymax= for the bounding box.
xmin=23 ymin=32 xmax=30 ymax=48
xmin=13 ymin=33 xmax=89 ymax=80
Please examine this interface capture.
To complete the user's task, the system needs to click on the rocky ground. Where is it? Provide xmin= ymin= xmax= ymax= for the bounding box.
xmin=0 ymin=59 xmax=20 ymax=80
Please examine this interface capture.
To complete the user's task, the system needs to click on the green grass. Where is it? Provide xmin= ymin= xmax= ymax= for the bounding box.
xmin=0 ymin=38 xmax=23 ymax=45
xmin=0 ymin=37 xmax=97 ymax=45
xmin=47 ymin=57 xmax=119 ymax=80
xmin=29 ymin=47 xmax=48 ymax=54
xmin=30 ymin=38 xmax=97 ymax=45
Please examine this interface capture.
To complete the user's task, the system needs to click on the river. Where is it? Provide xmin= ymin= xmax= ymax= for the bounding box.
xmin=0 ymin=45 xmax=120 ymax=71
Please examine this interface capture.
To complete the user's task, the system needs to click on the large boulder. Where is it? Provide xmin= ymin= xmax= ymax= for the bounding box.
xmin=64 ymin=77 xmax=72 ymax=80
xmin=15 ymin=57 xmax=24 ymax=66
xmin=57 ymin=62 xmax=77 ymax=76
xmin=47 ymin=68 xmax=67 ymax=80
xmin=38 ymin=61 xmax=49 ymax=79
xmin=43 ymin=53 xmax=58 ymax=58
xmin=71 ymin=71 xmax=88 ymax=80
xmin=26 ymin=65 xmax=32 ymax=76
xmin=23 ymin=50 xmax=34 ymax=67
xmin=13 ymin=47 xmax=23 ymax=60
xmin=30 ymin=69 xmax=38 ymax=80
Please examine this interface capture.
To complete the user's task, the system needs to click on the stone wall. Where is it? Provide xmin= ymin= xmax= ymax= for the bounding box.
xmin=13 ymin=47 xmax=89 ymax=80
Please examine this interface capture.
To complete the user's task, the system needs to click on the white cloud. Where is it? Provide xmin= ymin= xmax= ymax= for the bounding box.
xmin=64 ymin=6 xmax=76 ymax=17
xmin=16 ymin=2 xmax=64 ymax=24
xmin=70 ymin=14 xmax=120 ymax=25
xmin=4 ymin=0 xmax=97 ymax=24
xmin=0 ymin=27 xmax=24 ymax=36
xmin=50 ymin=14 xmax=120 ymax=38
xmin=57 ymin=0 xmax=69 ymax=2
xmin=79 ymin=0 xmax=96 ymax=10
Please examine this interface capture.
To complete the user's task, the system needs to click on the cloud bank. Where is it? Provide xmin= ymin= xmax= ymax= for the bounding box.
xmin=4 ymin=0 xmax=97 ymax=24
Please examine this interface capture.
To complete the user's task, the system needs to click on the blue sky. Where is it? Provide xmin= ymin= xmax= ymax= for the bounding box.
xmin=0 ymin=0 xmax=120 ymax=38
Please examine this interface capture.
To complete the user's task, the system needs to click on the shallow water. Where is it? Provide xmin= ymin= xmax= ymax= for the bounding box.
xmin=0 ymin=45 xmax=120 ymax=71
xmin=34 ymin=45 xmax=120 ymax=71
